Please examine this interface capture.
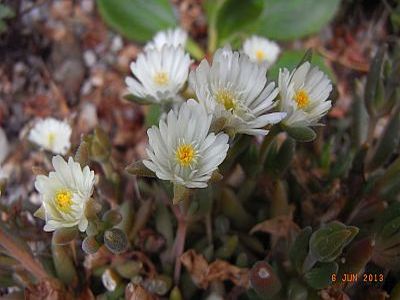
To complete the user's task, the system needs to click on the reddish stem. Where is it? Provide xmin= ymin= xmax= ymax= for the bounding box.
xmin=173 ymin=219 xmax=188 ymax=284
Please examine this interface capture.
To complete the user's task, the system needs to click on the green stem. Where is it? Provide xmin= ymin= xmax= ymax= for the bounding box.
xmin=186 ymin=38 xmax=205 ymax=60
xmin=260 ymin=126 xmax=281 ymax=165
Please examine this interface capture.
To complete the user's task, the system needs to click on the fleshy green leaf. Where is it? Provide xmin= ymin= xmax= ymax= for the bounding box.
xmin=96 ymin=0 xmax=177 ymax=42
xmin=285 ymin=126 xmax=317 ymax=143
xmin=289 ymin=226 xmax=312 ymax=274
xmin=309 ymin=221 xmax=359 ymax=263
xmin=215 ymin=0 xmax=264 ymax=44
xmin=256 ymin=0 xmax=341 ymax=41
xmin=304 ymin=262 xmax=338 ymax=289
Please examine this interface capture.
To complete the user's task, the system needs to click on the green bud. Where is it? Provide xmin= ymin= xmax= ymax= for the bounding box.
xmin=115 ymin=260 xmax=143 ymax=279
xmin=284 ymin=126 xmax=316 ymax=142
xmin=125 ymin=160 xmax=156 ymax=177
xmin=169 ymin=286 xmax=183 ymax=300
xmin=250 ymin=261 xmax=281 ymax=298
xmin=52 ymin=227 xmax=78 ymax=245
xmin=82 ymin=236 xmax=100 ymax=254
xmin=145 ymin=275 xmax=172 ymax=296
xmin=102 ymin=209 xmax=123 ymax=227
xmin=104 ymin=228 xmax=128 ymax=254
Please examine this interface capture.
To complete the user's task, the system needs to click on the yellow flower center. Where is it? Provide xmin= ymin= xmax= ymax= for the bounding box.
xmin=255 ymin=49 xmax=266 ymax=62
xmin=47 ymin=132 xmax=56 ymax=147
xmin=55 ymin=189 xmax=73 ymax=213
xmin=176 ymin=144 xmax=196 ymax=167
xmin=215 ymin=90 xmax=237 ymax=111
xmin=153 ymin=71 xmax=169 ymax=86
xmin=294 ymin=89 xmax=310 ymax=109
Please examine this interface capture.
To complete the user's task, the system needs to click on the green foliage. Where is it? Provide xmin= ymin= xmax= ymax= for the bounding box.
xmin=0 ymin=4 xmax=14 ymax=33
xmin=284 ymin=126 xmax=317 ymax=142
xmin=96 ymin=0 xmax=176 ymax=42
xmin=304 ymin=262 xmax=338 ymax=289
xmin=215 ymin=0 xmax=264 ymax=44
xmin=308 ymin=222 xmax=358 ymax=264
xmin=255 ymin=0 xmax=341 ymax=40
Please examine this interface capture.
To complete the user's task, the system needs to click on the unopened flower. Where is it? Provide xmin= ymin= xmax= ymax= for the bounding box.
xmin=125 ymin=45 xmax=191 ymax=103
xmin=28 ymin=118 xmax=72 ymax=155
xmin=242 ymin=36 xmax=280 ymax=67
xmin=102 ymin=269 xmax=119 ymax=291
xmin=34 ymin=156 xmax=95 ymax=232
xmin=143 ymin=99 xmax=229 ymax=188
xmin=145 ymin=27 xmax=187 ymax=51
xmin=189 ymin=46 xmax=286 ymax=136
xmin=278 ymin=62 xmax=332 ymax=127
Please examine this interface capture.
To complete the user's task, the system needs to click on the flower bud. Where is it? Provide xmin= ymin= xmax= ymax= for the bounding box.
xmin=115 ymin=260 xmax=143 ymax=279
xmin=102 ymin=209 xmax=123 ymax=227
xmin=250 ymin=261 xmax=281 ymax=297
xmin=102 ymin=268 xmax=120 ymax=292
xmin=144 ymin=275 xmax=172 ymax=296
xmin=284 ymin=126 xmax=316 ymax=143
xmin=169 ymin=286 xmax=183 ymax=300
xmin=82 ymin=236 xmax=100 ymax=254
xmin=104 ymin=228 xmax=128 ymax=254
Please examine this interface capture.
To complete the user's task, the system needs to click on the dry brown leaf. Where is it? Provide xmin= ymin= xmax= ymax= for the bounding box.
xmin=125 ymin=283 xmax=156 ymax=300
xmin=250 ymin=215 xmax=300 ymax=238
xmin=25 ymin=278 xmax=72 ymax=300
xmin=180 ymin=250 xmax=250 ymax=289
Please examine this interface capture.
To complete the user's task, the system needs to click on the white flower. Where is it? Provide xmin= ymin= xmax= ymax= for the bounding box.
xmin=278 ymin=62 xmax=332 ymax=127
xmin=242 ymin=35 xmax=280 ymax=67
xmin=189 ymin=46 xmax=286 ymax=136
xmin=125 ymin=45 xmax=191 ymax=103
xmin=34 ymin=156 xmax=95 ymax=232
xmin=145 ymin=28 xmax=187 ymax=51
xmin=143 ymin=99 xmax=229 ymax=188
xmin=28 ymin=118 xmax=72 ymax=155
